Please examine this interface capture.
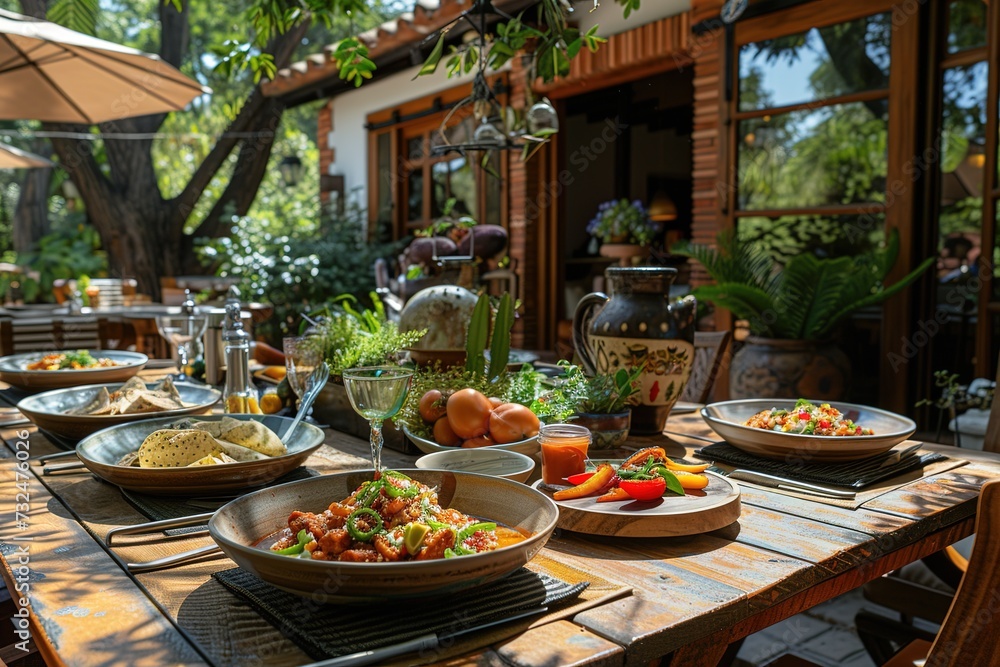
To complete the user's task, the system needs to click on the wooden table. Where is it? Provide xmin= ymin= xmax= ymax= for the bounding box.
xmin=0 ymin=384 xmax=994 ymax=667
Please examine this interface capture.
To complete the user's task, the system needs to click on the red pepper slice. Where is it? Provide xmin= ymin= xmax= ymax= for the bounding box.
xmin=566 ymin=472 xmax=595 ymax=486
xmin=619 ymin=478 xmax=667 ymax=501
xmin=553 ymin=464 xmax=616 ymax=501
xmin=819 ymin=419 xmax=831 ymax=429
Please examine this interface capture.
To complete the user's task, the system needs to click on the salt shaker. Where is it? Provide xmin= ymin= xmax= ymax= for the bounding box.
xmin=222 ymin=287 xmax=260 ymax=414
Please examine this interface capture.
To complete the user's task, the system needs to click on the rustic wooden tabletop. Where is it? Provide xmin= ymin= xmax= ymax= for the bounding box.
xmin=0 ymin=369 xmax=994 ymax=667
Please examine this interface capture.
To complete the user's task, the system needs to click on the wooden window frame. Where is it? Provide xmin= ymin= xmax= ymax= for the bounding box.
xmin=726 ymin=0 xmax=924 ymax=412
xmin=366 ymin=77 xmax=509 ymax=241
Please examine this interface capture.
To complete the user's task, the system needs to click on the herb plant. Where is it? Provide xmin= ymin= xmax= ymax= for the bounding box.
xmin=570 ymin=365 xmax=643 ymax=414
xmin=587 ymin=199 xmax=660 ymax=246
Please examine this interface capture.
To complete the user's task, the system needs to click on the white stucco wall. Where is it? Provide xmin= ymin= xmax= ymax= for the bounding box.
xmin=327 ymin=0 xmax=692 ymax=206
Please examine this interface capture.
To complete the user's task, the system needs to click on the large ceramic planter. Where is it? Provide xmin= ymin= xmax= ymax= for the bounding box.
xmin=729 ymin=337 xmax=851 ymax=400
xmin=573 ymin=411 xmax=631 ymax=449
xmin=310 ymin=377 xmax=413 ymax=453
xmin=573 ymin=267 xmax=697 ymax=435
xmin=599 ymin=243 xmax=647 ymax=267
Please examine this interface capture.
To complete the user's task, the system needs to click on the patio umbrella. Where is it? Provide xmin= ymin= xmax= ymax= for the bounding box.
xmin=0 ymin=143 xmax=53 ymax=168
xmin=0 ymin=8 xmax=209 ymax=124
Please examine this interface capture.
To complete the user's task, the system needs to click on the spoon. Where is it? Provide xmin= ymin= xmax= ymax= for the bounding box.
xmin=281 ymin=363 xmax=329 ymax=444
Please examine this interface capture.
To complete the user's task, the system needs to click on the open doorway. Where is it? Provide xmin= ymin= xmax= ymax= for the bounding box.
xmin=557 ymin=68 xmax=694 ymax=329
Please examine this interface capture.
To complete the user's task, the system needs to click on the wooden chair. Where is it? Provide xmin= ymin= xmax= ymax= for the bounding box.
xmin=0 ymin=317 xmax=103 ymax=356
xmin=768 ymin=480 xmax=1000 ymax=667
xmin=679 ymin=330 xmax=731 ymax=404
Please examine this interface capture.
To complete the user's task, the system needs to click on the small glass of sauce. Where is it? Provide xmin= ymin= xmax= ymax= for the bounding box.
xmin=539 ymin=424 xmax=592 ymax=485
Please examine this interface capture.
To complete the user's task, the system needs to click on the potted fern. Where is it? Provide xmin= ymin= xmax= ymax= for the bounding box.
xmin=673 ymin=230 xmax=933 ymax=399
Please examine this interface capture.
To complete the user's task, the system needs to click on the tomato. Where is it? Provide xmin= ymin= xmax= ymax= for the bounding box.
xmin=619 ymin=478 xmax=667 ymax=501
xmin=419 ymin=390 xmax=448 ymax=423
xmin=433 ymin=418 xmax=463 ymax=447
xmin=461 ymin=434 xmax=496 ymax=448
xmin=489 ymin=403 xmax=540 ymax=443
xmin=446 ymin=389 xmax=493 ymax=439
xmin=566 ymin=472 xmax=595 ymax=486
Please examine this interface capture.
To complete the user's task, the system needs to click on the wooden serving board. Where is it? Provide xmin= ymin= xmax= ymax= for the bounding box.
xmin=533 ymin=472 xmax=742 ymax=538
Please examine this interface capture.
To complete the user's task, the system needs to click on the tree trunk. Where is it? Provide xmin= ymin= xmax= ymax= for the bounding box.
xmin=13 ymin=157 xmax=53 ymax=254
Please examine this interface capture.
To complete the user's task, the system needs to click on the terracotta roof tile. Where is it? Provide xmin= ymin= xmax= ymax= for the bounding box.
xmin=263 ymin=0 xmax=520 ymax=99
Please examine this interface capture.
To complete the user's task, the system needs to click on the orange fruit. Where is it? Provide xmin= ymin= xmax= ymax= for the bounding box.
xmin=419 ymin=390 xmax=448 ymax=423
xmin=260 ymin=394 xmax=283 ymax=414
xmin=446 ymin=388 xmax=492 ymax=439
xmin=489 ymin=403 xmax=540 ymax=443
xmin=462 ymin=434 xmax=496 ymax=448
xmin=433 ymin=417 xmax=463 ymax=447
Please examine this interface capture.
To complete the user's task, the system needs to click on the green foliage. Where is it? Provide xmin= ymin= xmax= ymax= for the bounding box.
xmin=303 ymin=296 xmax=425 ymax=377
xmin=488 ymin=293 xmax=514 ymax=382
xmin=465 ymin=293 xmax=491 ymax=376
xmin=567 ymin=364 xmax=643 ymax=415
xmin=673 ymin=229 xmax=935 ymax=341
xmin=18 ymin=221 xmax=107 ymax=303
xmin=197 ymin=201 xmax=409 ymax=345
xmin=47 ymin=0 xmax=99 ymax=34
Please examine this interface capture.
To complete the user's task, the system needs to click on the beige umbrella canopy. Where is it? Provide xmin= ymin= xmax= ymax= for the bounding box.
xmin=0 ymin=8 xmax=209 ymax=124
xmin=0 ymin=142 xmax=53 ymax=168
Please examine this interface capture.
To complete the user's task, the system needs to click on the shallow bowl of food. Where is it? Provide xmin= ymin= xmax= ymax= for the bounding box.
xmin=208 ymin=469 xmax=559 ymax=600
xmin=701 ymin=399 xmax=917 ymax=462
xmin=76 ymin=414 xmax=325 ymax=495
xmin=18 ymin=379 xmax=221 ymax=440
xmin=415 ymin=448 xmax=536 ymax=483
xmin=402 ymin=424 xmax=539 ymax=457
xmin=0 ymin=350 xmax=148 ymax=391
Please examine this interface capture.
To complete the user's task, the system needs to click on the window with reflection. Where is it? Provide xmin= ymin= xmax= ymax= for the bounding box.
xmin=734 ymin=12 xmax=891 ymax=262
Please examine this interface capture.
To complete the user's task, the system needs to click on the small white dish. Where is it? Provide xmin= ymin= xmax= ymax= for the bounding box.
xmin=415 ymin=448 xmax=536 ymax=484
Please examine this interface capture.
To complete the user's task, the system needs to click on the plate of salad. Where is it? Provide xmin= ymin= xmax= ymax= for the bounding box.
xmin=532 ymin=447 xmax=741 ymax=537
xmin=701 ymin=399 xmax=916 ymax=462
xmin=0 ymin=350 xmax=148 ymax=391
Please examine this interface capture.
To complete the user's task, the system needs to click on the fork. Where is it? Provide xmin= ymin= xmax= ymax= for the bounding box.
xmin=105 ymin=513 xmax=224 ymax=573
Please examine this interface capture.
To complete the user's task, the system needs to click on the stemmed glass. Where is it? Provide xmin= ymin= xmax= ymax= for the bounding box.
xmin=342 ymin=366 xmax=414 ymax=472
xmin=283 ymin=336 xmax=322 ymax=408
xmin=156 ymin=312 xmax=207 ymax=382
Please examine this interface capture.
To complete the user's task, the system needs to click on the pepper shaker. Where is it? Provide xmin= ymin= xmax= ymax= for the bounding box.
xmin=222 ymin=287 xmax=260 ymax=414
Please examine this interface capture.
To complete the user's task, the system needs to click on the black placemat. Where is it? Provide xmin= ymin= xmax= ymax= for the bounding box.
xmin=121 ymin=467 xmax=319 ymax=534
xmin=695 ymin=442 xmax=947 ymax=489
xmin=213 ymin=566 xmax=588 ymax=661
xmin=0 ymin=385 xmax=33 ymax=408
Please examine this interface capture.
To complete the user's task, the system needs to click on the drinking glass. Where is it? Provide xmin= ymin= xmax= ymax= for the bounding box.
xmin=156 ymin=312 xmax=207 ymax=382
xmin=342 ymin=366 xmax=414 ymax=472
xmin=283 ymin=336 xmax=322 ymax=406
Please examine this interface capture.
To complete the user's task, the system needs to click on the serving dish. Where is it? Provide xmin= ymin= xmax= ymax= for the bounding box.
xmin=209 ymin=469 xmax=559 ymax=599
xmin=402 ymin=424 xmax=540 ymax=457
xmin=415 ymin=448 xmax=536 ymax=483
xmin=0 ymin=350 xmax=148 ymax=391
xmin=76 ymin=414 xmax=325 ymax=496
xmin=18 ymin=381 xmax=221 ymax=440
xmin=533 ymin=470 xmax=740 ymax=537
xmin=701 ymin=399 xmax=917 ymax=462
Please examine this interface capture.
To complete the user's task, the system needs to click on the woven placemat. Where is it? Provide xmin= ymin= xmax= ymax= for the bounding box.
xmin=695 ymin=442 xmax=947 ymax=489
xmin=213 ymin=566 xmax=588 ymax=661
xmin=120 ymin=467 xmax=319 ymax=534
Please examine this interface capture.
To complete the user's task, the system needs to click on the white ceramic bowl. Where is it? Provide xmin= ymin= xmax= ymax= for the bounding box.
xmin=415 ymin=448 xmax=536 ymax=484
xmin=402 ymin=424 xmax=539 ymax=456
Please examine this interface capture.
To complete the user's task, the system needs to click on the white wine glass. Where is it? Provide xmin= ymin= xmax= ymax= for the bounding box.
xmin=156 ymin=312 xmax=207 ymax=382
xmin=342 ymin=366 xmax=414 ymax=472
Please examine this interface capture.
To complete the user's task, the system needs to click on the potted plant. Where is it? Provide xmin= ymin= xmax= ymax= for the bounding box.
xmin=917 ymin=371 xmax=994 ymax=449
xmin=588 ymin=199 xmax=660 ymax=266
xmin=559 ymin=364 xmax=643 ymax=449
xmin=304 ymin=296 xmax=426 ymax=448
xmin=673 ymin=230 xmax=934 ymax=399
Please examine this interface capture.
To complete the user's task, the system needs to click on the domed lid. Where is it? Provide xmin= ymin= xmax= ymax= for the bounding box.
xmin=399 ymin=285 xmax=480 ymax=350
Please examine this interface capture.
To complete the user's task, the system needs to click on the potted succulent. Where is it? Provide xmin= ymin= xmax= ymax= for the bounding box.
xmin=673 ymin=230 xmax=934 ymax=399
xmin=562 ymin=364 xmax=643 ymax=449
xmin=588 ymin=199 xmax=660 ymax=265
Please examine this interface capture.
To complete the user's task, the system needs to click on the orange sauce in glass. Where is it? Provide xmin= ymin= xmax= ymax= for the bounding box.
xmin=539 ymin=424 xmax=592 ymax=485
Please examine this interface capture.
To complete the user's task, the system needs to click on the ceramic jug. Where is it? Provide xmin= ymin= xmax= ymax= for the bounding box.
xmin=573 ymin=267 xmax=696 ymax=435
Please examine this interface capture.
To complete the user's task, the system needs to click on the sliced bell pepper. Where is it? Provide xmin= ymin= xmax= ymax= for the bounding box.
xmin=661 ymin=459 xmax=711 ymax=474
xmin=621 ymin=447 xmax=668 ymax=469
xmin=274 ymin=529 xmax=312 ymax=555
xmin=619 ymin=477 xmax=667 ymax=501
xmin=566 ymin=472 xmax=596 ymax=486
xmin=553 ymin=464 xmax=616 ymax=501
xmin=651 ymin=466 xmax=686 ymax=495
xmin=346 ymin=507 xmax=383 ymax=541
xmin=596 ymin=487 xmax=631 ymax=503
xmin=670 ymin=470 xmax=710 ymax=490
xmin=383 ymin=471 xmax=419 ymax=499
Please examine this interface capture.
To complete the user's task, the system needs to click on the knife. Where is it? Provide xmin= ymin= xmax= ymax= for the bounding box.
xmin=300 ymin=606 xmax=549 ymax=667
xmin=727 ymin=470 xmax=856 ymax=499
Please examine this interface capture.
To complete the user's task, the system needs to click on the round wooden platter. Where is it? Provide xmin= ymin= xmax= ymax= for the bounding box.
xmin=532 ymin=472 xmax=742 ymax=538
